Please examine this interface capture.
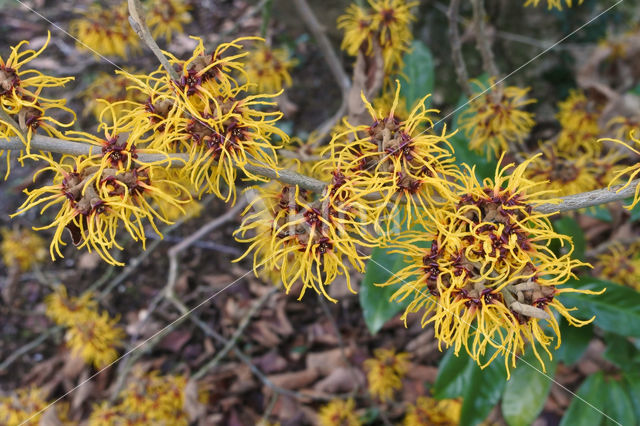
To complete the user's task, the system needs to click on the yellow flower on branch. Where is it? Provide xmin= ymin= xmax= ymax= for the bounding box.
xmin=235 ymin=179 xmax=374 ymax=302
xmin=179 ymin=89 xmax=286 ymax=203
xmin=601 ymin=131 xmax=640 ymax=209
xmin=338 ymin=0 xmax=418 ymax=73
xmin=596 ymin=243 xmax=640 ymax=291
xmin=146 ymin=0 xmax=192 ymax=43
xmin=607 ymin=114 xmax=640 ymax=141
xmin=70 ymin=2 xmax=140 ymax=58
xmin=458 ymin=79 xmax=536 ymax=158
xmin=245 ymin=45 xmax=296 ymax=93
xmin=45 ymin=284 xmax=123 ymax=369
xmin=525 ymin=144 xmax=599 ymax=197
xmin=364 ymin=348 xmax=410 ymax=401
xmin=13 ymin=152 xmax=189 ymax=265
xmin=319 ymin=81 xmax=459 ymax=237
xmin=0 ymin=33 xmax=74 ymax=115
xmin=89 ymin=370 xmax=192 ymax=425
xmin=45 ymin=284 xmax=98 ymax=326
xmin=65 ymin=309 xmax=124 ymax=368
xmin=0 ymin=387 xmax=71 ymax=426
xmin=404 ymin=396 xmax=461 ymax=426
xmin=0 ymin=34 xmax=74 ymax=171
xmin=382 ymin=155 xmax=599 ymax=376
xmin=524 ymin=0 xmax=584 ymax=10
xmin=83 ymin=72 xmax=147 ymax=121
xmin=318 ymin=398 xmax=362 ymax=426
xmin=0 ymin=227 xmax=47 ymax=271
xmin=556 ymin=90 xmax=601 ymax=155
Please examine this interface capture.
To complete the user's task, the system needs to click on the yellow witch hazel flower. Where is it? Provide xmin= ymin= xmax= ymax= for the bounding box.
xmin=0 ymin=387 xmax=71 ymax=426
xmin=0 ymin=32 xmax=74 ymax=115
xmin=318 ymin=398 xmax=362 ymax=426
xmin=382 ymin=155 xmax=601 ymax=376
xmin=117 ymin=36 xmax=287 ymax=204
xmin=83 ymin=72 xmax=147 ymax=121
xmin=89 ymin=370 xmax=191 ymax=426
xmin=607 ymin=114 xmax=640 ymax=141
xmin=70 ymin=1 xmax=140 ymax=58
xmin=146 ymin=0 xmax=192 ymax=43
xmin=458 ymin=79 xmax=536 ymax=158
xmin=45 ymin=284 xmax=98 ymax=325
xmin=524 ymin=0 xmax=584 ymax=10
xmin=0 ymin=33 xmax=75 ymax=172
xmin=525 ymin=144 xmax=599 ymax=197
xmin=0 ymin=227 xmax=47 ymax=271
xmin=601 ymin=130 xmax=640 ymax=209
xmin=364 ymin=348 xmax=410 ymax=401
xmin=46 ymin=285 xmax=124 ymax=369
xmin=556 ymin=89 xmax=601 ymax=155
xmin=245 ymin=44 xmax=296 ymax=93
xmin=596 ymin=243 xmax=640 ymax=291
xmin=234 ymin=179 xmax=374 ymax=302
xmin=404 ymin=396 xmax=462 ymax=426
xmin=338 ymin=0 xmax=418 ymax=73
xmin=319 ymin=81 xmax=458 ymax=237
xmin=14 ymin=147 xmax=189 ymax=265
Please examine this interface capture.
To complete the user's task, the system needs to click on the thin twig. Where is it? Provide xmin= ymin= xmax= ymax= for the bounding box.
xmin=192 ymin=287 xmax=277 ymax=380
xmin=448 ymin=0 xmax=472 ymax=97
xmin=127 ymin=0 xmax=178 ymax=80
xmin=166 ymin=294 xmax=310 ymax=400
xmin=165 ymin=199 xmax=248 ymax=300
xmin=292 ymin=0 xmax=350 ymax=93
xmin=3 ymin=136 xmax=188 ymax=166
xmin=536 ymin=180 xmax=640 ymax=214
xmin=0 ymin=327 xmax=61 ymax=372
xmin=471 ymin=0 xmax=499 ymax=78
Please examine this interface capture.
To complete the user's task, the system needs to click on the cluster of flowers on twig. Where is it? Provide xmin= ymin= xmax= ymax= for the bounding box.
xmin=338 ymin=0 xmax=418 ymax=73
xmin=3 ymin=0 xmax=637 ymax=382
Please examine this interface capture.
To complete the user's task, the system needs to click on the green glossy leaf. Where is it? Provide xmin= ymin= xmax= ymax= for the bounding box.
xmin=623 ymin=373 xmax=640 ymax=421
xmin=603 ymin=333 xmax=640 ymax=372
xmin=359 ymin=247 xmax=410 ymax=335
xmin=559 ymin=277 xmax=640 ymax=338
xmin=459 ymin=355 xmax=508 ymax=426
xmin=399 ymin=41 xmax=435 ymax=111
xmin=434 ymin=348 xmax=507 ymax=426
xmin=584 ymin=205 xmax=613 ymax=222
xmin=502 ymin=347 xmax=558 ymax=426
xmin=433 ymin=347 xmax=476 ymax=399
xmin=602 ymin=378 xmax=635 ymax=426
xmin=553 ymin=217 xmax=586 ymax=261
xmin=555 ymin=318 xmax=593 ymax=365
xmin=560 ymin=372 xmax=605 ymax=426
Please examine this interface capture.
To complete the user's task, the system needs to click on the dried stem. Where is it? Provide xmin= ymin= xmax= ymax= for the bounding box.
xmin=127 ymin=0 xmax=178 ymax=80
xmin=3 ymin=133 xmax=640 ymax=212
xmin=448 ymin=0 xmax=472 ymax=97
xmin=536 ymin=181 xmax=639 ymax=214
xmin=192 ymin=287 xmax=277 ymax=380
xmin=166 ymin=294 xmax=312 ymax=400
xmin=0 ymin=326 xmax=61 ymax=372
xmin=292 ymin=0 xmax=351 ymax=93
xmin=471 ymin=0 xmax=499 ymax=78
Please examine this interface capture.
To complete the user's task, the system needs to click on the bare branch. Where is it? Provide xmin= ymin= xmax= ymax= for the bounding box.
xmin=471 ymin=0 xmax=499 ymax=78
xmin=448 ymin=0 xmax=472 ymax=96
xmin=292 ymin=0 xmax=351 ymax=93
xmin=536 ymin=180 xmax=639 ymax=214
xmin=127 ymin=0 xmax=179 ymax=80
